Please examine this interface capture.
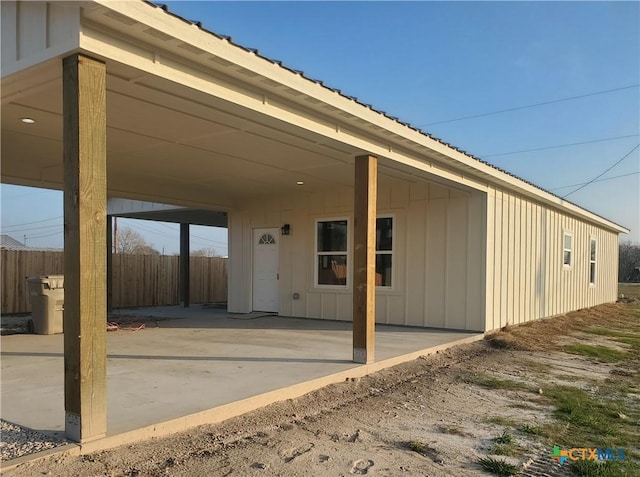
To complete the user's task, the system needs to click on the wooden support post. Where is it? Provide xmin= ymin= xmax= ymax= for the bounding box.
xmin=63 ymin=54 xmax=107 ymax=442
xmin=180 ymin=223 xmax=190 ymax=308
xmin=106 ymin=215 xmax=113 ymax=312
xmin=353 ymin=154 xmax=377 ymax=364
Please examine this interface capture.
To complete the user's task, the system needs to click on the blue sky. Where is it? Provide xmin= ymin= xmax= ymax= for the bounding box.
xmin=1 ymin=0 xmax=638 ymax=252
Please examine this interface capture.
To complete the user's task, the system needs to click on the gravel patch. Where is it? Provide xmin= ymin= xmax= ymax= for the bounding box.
xmin=0 ymin=419 xmax=67 ymax=462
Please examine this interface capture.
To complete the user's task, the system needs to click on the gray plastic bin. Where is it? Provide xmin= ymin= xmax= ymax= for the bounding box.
xmin=27 ymin=275 xmax=64 ymax=335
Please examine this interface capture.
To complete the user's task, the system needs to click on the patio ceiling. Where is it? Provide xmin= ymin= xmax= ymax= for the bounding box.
xmin=1 ymin=59 xmax=378 ymax=210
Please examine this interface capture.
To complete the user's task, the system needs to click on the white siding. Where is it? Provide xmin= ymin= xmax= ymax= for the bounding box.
xmin=229 ymin=180 xmax=485 ymax=331
xmin=485 ymin=186 xmax=618 ymax=331
xmin=1 ymin=1 xmax=80 ymax=77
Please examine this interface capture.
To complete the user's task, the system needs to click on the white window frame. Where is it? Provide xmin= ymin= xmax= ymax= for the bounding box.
xmin=563 ymin=231 xmax=573 ymax=269
xmin=589 ymin=237 xmax=597 ymax=286
xmin=315 ymin=218 xmax=349 ymax=288
xmin=375 ymin=215 xmax=394 ymax=289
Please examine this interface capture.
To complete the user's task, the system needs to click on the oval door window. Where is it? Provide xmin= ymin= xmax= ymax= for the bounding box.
xmin=258 ymin=233 xmax=276 ymax=245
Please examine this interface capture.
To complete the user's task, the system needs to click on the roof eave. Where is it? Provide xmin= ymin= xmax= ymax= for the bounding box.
xmin=86 ymin=0 xmax=629 ymax=235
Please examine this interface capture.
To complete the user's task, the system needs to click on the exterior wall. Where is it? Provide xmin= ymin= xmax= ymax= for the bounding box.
xmin=228 ymin=181 xmax=486 ymax=331
xmin=1 ymin=1 xmax=80 ymax=77
xmin=485 ymin=186 xmax=619 ymax=331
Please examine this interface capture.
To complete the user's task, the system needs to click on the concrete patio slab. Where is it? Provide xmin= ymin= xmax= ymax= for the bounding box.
xmin=1 ymin=306 xmax=482 ymax=452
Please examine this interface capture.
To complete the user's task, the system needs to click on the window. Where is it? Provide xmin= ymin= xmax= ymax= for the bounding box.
xmin=316 ymin=220 xmax=348 ymax=286
xmin=376 ymin=217 xmax=393 ymax=287
xmin=258 ymin=233 xmax=276 ymax=245
xmin=589 ymin=238 xmax=597 ymax=285
xmin=315 ymin=217 xmax=394 ymax=287
xmin=563 ymin=232 xmax=572 ymax=268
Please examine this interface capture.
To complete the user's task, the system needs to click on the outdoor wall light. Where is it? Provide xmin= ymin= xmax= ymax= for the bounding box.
xmin=296 ymin=180 xmax=304 ymax=185
xmin=20 ymin=118 xmax=35 ymax=124
xmin=281 ymin=224 xmax=290 ymax=236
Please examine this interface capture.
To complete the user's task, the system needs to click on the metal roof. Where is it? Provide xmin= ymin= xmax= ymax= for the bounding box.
xmin=0 ymin=234 xmax=62 ymax=252
xmin=0 ymin=234 xmax=25 ymax=249
xmin=146 ymin=1 xmax=627 ymax=232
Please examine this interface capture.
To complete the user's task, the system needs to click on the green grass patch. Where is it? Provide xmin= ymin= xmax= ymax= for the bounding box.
xmin=563 ymin=344 xmax=630 ymax=363
xmin=494 ymin=431 xmax=513 ymax=444
xmin=406 ymin=440 xmax=428 ymax=454
xmin=615 ymin=336 xmax=640 ymax=350
xmin=486 ymin=416 xmax=563 ymax=441
xmin=583 ymin=328 xmax=640 ymax=351
xmin=458 ymin=373 xmax=531 ymax=390
xmin=583 ymin=328 xmax=639 ymax=339
xmin=517 ymin=424 xmax=543 ymax=435
xmin=492 ymin=443 xmax=518 ymax=456
xmin=477 ymin=456 xmax=520 ymax=476
xmin=404 ymin=440 xmax=442 ymax=461
xmin=486 ymin=416 xmax=518 ymax=428
xmin=569 ymin=458 xmax=637 ymax=477
xmin=490 ymin=431 xmax=521 ymax=456
xmin=542 ymin=386 xmax=634 ymax=448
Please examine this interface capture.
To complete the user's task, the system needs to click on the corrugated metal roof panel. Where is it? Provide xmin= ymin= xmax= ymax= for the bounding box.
xmin=0 ymin=235 xmax=26 ymax=248
xmin=141 ymin=1 xmax=626 ymax=231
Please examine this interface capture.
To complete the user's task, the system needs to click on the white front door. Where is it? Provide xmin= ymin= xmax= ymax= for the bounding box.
xmin=252 ymin=228 xmax=279 ymax=312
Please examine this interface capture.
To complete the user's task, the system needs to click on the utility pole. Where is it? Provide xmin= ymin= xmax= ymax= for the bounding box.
xmin=113 ymin=217 xmax=118 ymax=253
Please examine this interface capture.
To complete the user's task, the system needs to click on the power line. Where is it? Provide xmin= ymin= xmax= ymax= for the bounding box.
xmin=1 ymin=215 xmax=63 ymax=228
xmin=1 ymin=223 xmax=62 ymax=233
xmin=549 ymin=171 xmax=639 ymax=191
xmin=155 ymin=222 xmax=180 ymax=231
xmin=125 ymin=221 xmax=227 ymax=248
xmin=133 ymin=219 xmax=179 ymax=235
xmin=562 ymin=144 xmax=640 ymax=198
xmin=423 ymin=84 xmax=639 ymax=126
xmin=27 ymin=230 xmax=63 ymax=239
xmin=482 ymin=134 xmax=639 ymax=158
xmin=191 ymin=233 xmax=227 ymax=247
xmin=125 ymin=221 xmax=176 ymax=241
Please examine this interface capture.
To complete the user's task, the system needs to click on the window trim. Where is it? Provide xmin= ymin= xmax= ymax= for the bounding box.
xmin=375 ymin=215 xmax=394 ymax=289
xmin=313 ymin=215 xmax=395 ymax=290
xmin=562 ymin=231 xmax=573 ymax=269
xmin=589 ymin=236 xmax=597 ymax=286
xmin=314 ymin=217 xmax=350 ymax=289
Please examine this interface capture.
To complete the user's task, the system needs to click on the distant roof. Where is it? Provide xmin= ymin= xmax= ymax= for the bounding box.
xmin=1 ymin=234 xmax=26 ymax=248
xmin=0 ymin=234 xmax=62 ymax=252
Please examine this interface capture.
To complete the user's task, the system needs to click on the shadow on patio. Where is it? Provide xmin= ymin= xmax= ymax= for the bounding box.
xmin=1 ymin=306 xmax=481 ymax=440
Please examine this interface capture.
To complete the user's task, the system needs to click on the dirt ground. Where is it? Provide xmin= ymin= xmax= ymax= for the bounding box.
xmin=3 ymin=301 xmax=639 ymax=477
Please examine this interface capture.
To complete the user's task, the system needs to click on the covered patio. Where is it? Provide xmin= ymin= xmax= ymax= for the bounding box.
xmin=1 ymin=307 xmax=481 ymax=450
xmin=2 ymin=1 xmax=490 ymax=444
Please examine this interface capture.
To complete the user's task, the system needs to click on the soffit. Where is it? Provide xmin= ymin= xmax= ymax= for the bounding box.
xmin=0 ymin=59 xmax=373 ymax=208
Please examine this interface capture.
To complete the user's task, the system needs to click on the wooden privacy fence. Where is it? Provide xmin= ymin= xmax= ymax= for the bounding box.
xmin=1 ymin=249 xmax=227 ymax=314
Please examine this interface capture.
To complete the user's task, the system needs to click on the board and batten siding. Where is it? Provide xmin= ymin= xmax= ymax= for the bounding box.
xmin=484 ymin=186 xmax=619 ymax=332
xmin=1 ymin=1 xmax=80 ymax=76
xmin=228 ymin=180 xmax=485 ymax=331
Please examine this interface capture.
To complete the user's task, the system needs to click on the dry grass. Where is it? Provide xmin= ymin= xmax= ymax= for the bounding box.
xmin=619 ymin=283 xmax=640 ymax=300
xmin=485 ymin=303 xmax=640 ymax=352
